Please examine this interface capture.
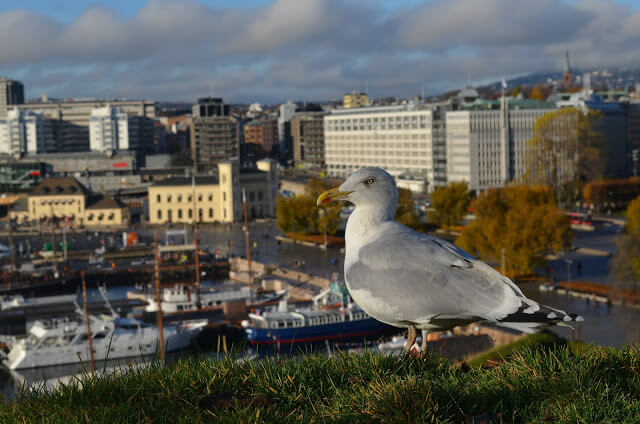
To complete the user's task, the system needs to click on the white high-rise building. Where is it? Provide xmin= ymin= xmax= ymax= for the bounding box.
xmin=89 ymin=106 xmax=138 ymax=154
xmin=446 ymin=99 xmax=556 ymax=191
xmin=324 ymin=104 xmax=437 ymax=190
xmin=0 ymin=109 xmax=51 ymax=156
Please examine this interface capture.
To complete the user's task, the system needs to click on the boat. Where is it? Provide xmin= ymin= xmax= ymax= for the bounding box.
xmin=241 ymin=277 xmax=397 ymax=346
xmin=0 ymin=312 xmax=205 ymax=370
xmin=128 ymin=284 xmax=254 ymax=314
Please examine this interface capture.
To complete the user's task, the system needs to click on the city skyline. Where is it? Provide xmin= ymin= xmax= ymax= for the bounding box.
xmin=2 ymin=0 xmax=640 ymax=103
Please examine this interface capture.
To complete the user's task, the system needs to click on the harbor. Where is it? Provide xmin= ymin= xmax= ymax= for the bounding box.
xmin=1 ymin=218 xmax=640 ymax=398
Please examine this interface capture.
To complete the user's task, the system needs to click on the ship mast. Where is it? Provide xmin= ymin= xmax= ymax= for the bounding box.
xmin=154 ymin=231 xmax=165 ymax=361
xmin=242 ymin=188 xmax=252 ymax=299
xmin=81 ymin=270 xmax=96 ymax=371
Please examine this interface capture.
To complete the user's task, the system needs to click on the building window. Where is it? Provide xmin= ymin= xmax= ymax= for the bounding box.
xmin=167 ymin=195 xmax=172 ymax=203
xmin=178 ymin=209 xmax=183 ymax=219
xmin=223 ymin=208 xmax=227 ymax=219
xmin=257 ymin=191 xmax=263 ymax=201
xmin=187 ymin=195 xmax=192 ymax=202
xmin=208 ymin=193 xmax=213 ymax=201
xmin=177 ymin=195 xmax=182 ymax=203
xmin=249 ymin=191 xmax=255 ymax=202
xmin=157 ymin=210 xmax=162 ymax=219
xmin=188 ymin=209 xmax=193 ymax=219
xmin=223 ymin=192 xmax=226 ymax=201
xmin=156 ymin=194 xmax=161 ymax=203
xmin=198 ymin=194 xmax=202 ymax=202
xmin=168 ymin=210 xmax=172 ymax=221
xmin=209 ymin=208 xmax=213 ymax=218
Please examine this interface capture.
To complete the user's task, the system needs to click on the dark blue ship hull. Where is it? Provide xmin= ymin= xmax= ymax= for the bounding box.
xmin=244 ymin=318 xmax=395 ymax=345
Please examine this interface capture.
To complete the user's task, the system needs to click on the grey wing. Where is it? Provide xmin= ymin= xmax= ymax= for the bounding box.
xmin=345 ymin=224 xmax=524 ymax=324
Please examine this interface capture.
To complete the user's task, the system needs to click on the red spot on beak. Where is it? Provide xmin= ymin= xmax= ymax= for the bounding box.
xmin=321 ymin=197 xmax=332 ymax=204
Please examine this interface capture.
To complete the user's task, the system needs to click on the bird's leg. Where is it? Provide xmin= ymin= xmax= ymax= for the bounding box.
xmin=403 ymin=325 xmax=418 ymax=354
xmin=420 ymin=330 xmax=429 ymax=355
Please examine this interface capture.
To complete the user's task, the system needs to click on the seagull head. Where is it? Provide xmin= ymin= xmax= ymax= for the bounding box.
xmin=317 ymin=167 xmax=398 ymax=218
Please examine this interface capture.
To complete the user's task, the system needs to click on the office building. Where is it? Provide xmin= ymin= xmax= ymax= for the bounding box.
xmin=89 ymin=105 xmax=140 ymax=154
xmin=17 ymin=99 xmax=155 ymax=153
xmin=0 ymin=109 xmax=54 ymax=157
xmin=446 ymin=99 xmax=556 ymax=191
xmin=324 ymin=104 xmax=435 ymax=191
xmin=557 ymin=91 xmax=627 ymax=179
xmin=0 ymin=78 xmax=24 ymax=117
xmin=190 ymin=98 xmax=239 ymax=172
xmin=343 ymin=91 xmax=369 ymax=109
xmin=290 ymin=111 xmax=326 ymax=168
xmin=148 ymin=159 xmax=277 ymax=224
xmin=243 ymin=119 xmax=278 ymax=152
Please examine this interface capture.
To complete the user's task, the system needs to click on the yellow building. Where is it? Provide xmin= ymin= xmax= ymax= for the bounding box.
xmin=343 ymin=91 xmax=369 ymax=109
xmin=147 ymin=160 xmax=277 ymax=225
xmin=22 ymin=177 xmax=128 ymax=227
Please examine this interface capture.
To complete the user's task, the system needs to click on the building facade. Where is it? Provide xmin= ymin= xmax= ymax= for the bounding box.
xmin=243 ymin=119 xmax=278 ymax=152
xmin=0 ymin=78 xmax=24 ymax=118
xmin=148 ymin=159 xmax=277 ymax=224
xmin=0 ymin=109 xmax=54 ymax=157
xmin=17 ymin=99 xmax=155 ymax=153
xmin=446 ymin=100 xmax=556 ymax=191
xmin=324 ymin=104 xmax=435 ymax=190
xmin=89 ymin=105 xmax=140 ymax=154
xmin=343 ymin=91 xmax=369 ymax=109
xmin=190 ymin=98 xmax=239 ymax=172
xmin=22 ymin=177 xmax=128 ymax=226
xmin=290 ymin=112 xmax=326 ymax=168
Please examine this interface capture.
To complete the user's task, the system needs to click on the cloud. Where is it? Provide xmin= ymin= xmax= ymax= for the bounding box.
xmin=0 ymin=0 xmax=639 ymax=102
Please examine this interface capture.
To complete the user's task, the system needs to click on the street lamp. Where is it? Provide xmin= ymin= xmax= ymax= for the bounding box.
xmin=563 ymin=258 xmax=573 ymax=283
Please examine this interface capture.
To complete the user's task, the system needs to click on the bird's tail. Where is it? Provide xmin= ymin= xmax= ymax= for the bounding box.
xmin=494 ymin=301 xmax=583 ymax=334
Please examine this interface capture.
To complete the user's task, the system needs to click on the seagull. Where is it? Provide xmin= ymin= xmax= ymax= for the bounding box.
xmin=317 ymin=167 xmax=583 ymax=353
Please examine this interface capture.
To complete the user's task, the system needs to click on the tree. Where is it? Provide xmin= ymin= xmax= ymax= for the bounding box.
xmin=276 ymin=179 xmax=341 ymax=235
xmin=395 ymin=188 xmax=421 ymax=230
xmin=456 ymin=185 xmax=573 ymax=275
xmin=614 ymin=195 xmax=640 ymax=287
xmin=523 ymin=107 xmax=605 ymax=205
xmin=511 ymin=85 xmax=522 ymax=98
xmin=428 ymin=182 xmax=469 ymax=230
xmin=529 ymin=85 xmax=546 ymax=101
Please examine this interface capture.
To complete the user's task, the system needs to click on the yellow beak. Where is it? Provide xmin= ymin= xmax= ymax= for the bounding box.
xmin=316 ymin=187 xmax=353 ymax=206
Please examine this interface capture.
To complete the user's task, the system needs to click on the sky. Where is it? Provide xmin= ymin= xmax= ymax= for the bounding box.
xmin=1 ymin=0 xmax=640 ymax=104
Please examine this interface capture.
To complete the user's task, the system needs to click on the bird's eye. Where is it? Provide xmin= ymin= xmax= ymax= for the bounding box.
xmin=365 ymin=178 xmax=375 ymax=184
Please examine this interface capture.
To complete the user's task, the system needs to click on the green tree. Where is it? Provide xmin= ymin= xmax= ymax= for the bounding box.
xmin=276 ymin=179 xmax=341 ymax=235
xmin=523 ymin=107 xmax=605 ymax=205
xmin=614 ymin=195 xmax=640 ymax=288
xmin=529 ymin=85 xmax=546 ymax=101
xmin=395 ymin=188 xmax=421 ymax=230
xmin=456 ymin=185 xmax=572 ymax=275
xmin=428 ymin=182 xmax=470 ymax=230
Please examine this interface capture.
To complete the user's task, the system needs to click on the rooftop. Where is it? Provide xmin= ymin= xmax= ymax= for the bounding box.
xmin=151 ymin=176 xmax=219 ymax=187
xmin=30 ymin=177 xmax=91 ymax=197
xmin=86 ymin=195 xmax=123 ymax=210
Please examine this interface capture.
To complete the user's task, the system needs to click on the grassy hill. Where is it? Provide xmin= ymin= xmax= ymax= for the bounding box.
xmin=1 ymin=343 xmax=639 ymax=423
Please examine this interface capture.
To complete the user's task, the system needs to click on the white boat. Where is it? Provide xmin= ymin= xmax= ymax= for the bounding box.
xmin=128 ymin=284 xmax=261 ymax=314
xmin=0 ymin=312 xmax=205 ymax=370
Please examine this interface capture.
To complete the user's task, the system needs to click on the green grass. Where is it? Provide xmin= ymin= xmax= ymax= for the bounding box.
xmin=1 ymin=344 xmax=640 ymax=423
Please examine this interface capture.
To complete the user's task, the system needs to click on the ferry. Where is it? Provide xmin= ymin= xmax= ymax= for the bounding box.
xmin=242 ymin=277 xmax=396 ymax=346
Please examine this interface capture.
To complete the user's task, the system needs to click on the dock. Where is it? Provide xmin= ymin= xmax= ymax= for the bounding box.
xmin=228 ymin=257 xmax=331 ymax=300
xmin=542 ymin=281 xmax=640 ymax=308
